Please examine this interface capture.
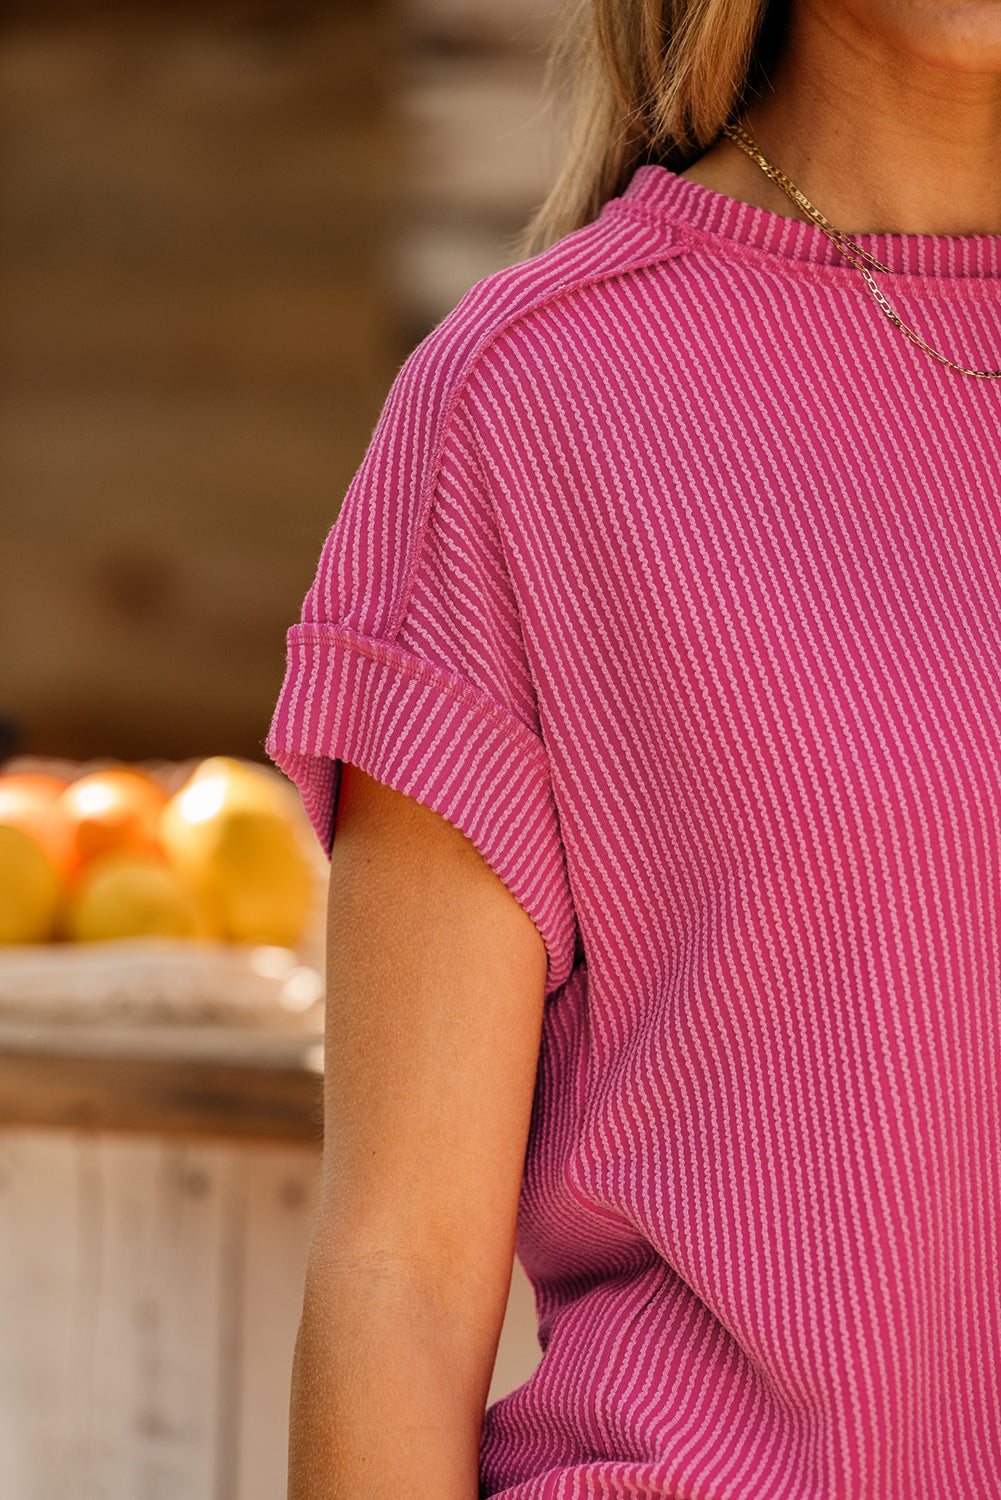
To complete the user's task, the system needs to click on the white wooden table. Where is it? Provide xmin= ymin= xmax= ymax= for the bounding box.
xmin=0 ymin=1013 xmax=540 ymax=1499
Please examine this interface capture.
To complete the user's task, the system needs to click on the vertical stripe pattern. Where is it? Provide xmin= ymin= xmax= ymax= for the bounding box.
xmin=267 ymin=167 xmax=1001 ymax=1498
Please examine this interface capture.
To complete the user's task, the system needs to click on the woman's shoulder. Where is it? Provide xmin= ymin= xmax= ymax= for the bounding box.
xmin=403 ymin=201 xmax=686 ymax=405
xmin=358 ymin=202 xmax=689 ymax=529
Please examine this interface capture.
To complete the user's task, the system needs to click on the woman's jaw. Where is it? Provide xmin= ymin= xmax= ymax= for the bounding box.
xmin=682 ymin=0 xmax=1001 ymax=235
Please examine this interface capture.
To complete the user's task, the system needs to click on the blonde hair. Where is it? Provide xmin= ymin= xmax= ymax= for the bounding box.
xmin=519 ymin=0 xmax=783 ymax=255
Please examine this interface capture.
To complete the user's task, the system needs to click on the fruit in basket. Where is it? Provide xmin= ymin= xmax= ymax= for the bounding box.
xmin=0 ymin=772 xmax=74 ymax=877
xmin=0 ymin=824 xmax=62 ymax=943
xmin=160 ymin=757 xmax=312 ymax=946
xmin=62 ymin=850 xmax=209 ymax=942
xmin=0 ymin=756 xmax=314 ymax=947
xmin=55 ymin=767 xmax=167 ymax=870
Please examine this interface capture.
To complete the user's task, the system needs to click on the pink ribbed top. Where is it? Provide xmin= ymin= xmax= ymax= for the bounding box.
xmin=266 ymin=166 xmax=1001 ymax=1497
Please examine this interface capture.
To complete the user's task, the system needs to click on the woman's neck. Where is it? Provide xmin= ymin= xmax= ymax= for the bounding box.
xmin=680 ymin=0 xmax=1001 ymax=236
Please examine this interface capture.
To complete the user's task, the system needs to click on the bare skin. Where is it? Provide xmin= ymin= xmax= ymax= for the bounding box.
xmin=680 ymin=0 xmax=1001 ymax=234
xmin=287 ymin=764 xmax=547 ymax=1498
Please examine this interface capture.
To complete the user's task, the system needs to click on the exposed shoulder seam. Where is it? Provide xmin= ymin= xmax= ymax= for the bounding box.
xmin=601 ymin=199 xmax=697 ymax=236
xmin=390 ymin=219 xmax=687 ymax=637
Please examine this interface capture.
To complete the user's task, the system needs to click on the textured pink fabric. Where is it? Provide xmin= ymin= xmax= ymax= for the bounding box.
xmin=266 ymin=167 xmax=1001 ymax=1498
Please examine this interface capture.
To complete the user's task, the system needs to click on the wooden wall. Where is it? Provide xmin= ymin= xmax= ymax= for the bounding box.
xmin=0 ymin=0 xmax=395 ymax=763
xmin=395 ymin=0 xmax=561 ymax=336
xmin=0 ymin=0 xmax=560 ymax=766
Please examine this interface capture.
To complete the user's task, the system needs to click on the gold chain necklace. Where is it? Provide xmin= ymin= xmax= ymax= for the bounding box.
xmin=721 ymin=121 xmax=1001 ymax=381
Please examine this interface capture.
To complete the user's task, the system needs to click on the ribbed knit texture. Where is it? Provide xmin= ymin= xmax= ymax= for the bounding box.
xmin=266 ymin=167 xmax=1001 ymax=1498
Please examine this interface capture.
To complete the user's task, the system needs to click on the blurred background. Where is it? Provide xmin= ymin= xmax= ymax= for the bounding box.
xmin=1 ymin=0 xmax=560 ymax=764
xmin=0 ymin=2 xmax=563 ymax=1494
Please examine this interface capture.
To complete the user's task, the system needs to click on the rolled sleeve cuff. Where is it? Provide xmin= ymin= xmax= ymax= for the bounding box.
xmin=265 ymin=622 xmax=578 ymax=996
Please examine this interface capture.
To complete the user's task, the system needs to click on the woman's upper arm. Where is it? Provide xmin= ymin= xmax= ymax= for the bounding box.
xmin=316 ymin=759 xmax=548 ymax=1322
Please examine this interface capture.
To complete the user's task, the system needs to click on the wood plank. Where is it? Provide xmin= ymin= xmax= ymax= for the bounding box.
xmin=82 ymin=1137 xmax=234 ymax=1498
xmin=402 ymin=0 xmax=558 ymax=50
xmin=0 ymin=1130 xmax=81 ymax=1498
xmin=234 ymin=1144 xmax=320 ymax=1499
xmin=0 ymin=1021 xmax=324 ymax=1065
xmin=0 ymin=1026 xmax=324 ymax=1141
xmin=401 ymin=53 xmax=557 ymax=218
xmin=0 ymin=1131 xmax=235 ymax=1499
xmin=393 ymin=219 xmax=522 ymax=332
xmin=4 ymin=266 xmax=391 ymax=387
xmin=0 ymin=383 xmax=379 ymax=763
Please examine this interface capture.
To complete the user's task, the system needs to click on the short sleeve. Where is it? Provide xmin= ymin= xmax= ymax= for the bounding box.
xmin=265 ymin=331 xmax=579 ymax=996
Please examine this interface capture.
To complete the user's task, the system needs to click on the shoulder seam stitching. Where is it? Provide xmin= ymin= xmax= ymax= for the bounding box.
xmin=392 ymin=225 xmax=689 ymax=639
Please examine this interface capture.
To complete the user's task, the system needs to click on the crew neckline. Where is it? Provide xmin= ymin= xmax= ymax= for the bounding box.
xmin=614 ymin=164 xmax=1001 ymax=288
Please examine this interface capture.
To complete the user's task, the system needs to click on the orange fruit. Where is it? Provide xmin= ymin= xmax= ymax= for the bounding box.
xmin=0 ymin=771 xmax=73 ymax=877
xmin=55 ymin=767 xmax=168 ymax=870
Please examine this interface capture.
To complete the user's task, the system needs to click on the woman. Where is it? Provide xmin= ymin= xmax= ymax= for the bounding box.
xmin=266 ymin=0 xmax=1001 ymax=1493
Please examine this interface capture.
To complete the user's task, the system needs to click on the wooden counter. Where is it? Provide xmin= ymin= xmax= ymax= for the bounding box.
xmin=0 ymin=1100 xmax=323 ymax=1499
xmin=0 ymin=1019 xmax=324 ymax=1140
xmin=0 ymin=1008 xmax=540 ymax=1499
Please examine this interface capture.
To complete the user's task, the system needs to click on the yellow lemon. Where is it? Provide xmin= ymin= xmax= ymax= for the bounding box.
xmin=63 ymin=851 xmax=211 ymax=942
xmin=0 ymin=825 xmax=61 ymax=943
xmin=171 ymin=756 xmax=294 ymax=823
xmin=205 ymin=808 xmax=312 ymax=946
xmin=160 ymin=759 xmax=313 ymax=946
